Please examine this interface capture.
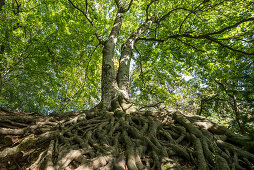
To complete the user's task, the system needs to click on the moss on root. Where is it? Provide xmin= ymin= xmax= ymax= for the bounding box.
xmin=0 ymin=109 xmax=254 ymax=169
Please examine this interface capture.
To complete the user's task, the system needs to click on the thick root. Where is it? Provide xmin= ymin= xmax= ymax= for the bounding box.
xmin=0 ymin=109 xmax=253 ymax=169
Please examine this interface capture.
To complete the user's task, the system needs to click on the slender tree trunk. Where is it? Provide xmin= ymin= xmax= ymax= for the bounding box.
xmin=101 ymin=12 xmax=124 ymax=110
xmin=115 ymin=20 xmax=153 ymax=112
xmin=214 ymin=80 xmax=245 ymax=134
xmin=232 ymin=95 xmax=245 ymax=134
xmin=198 ymin=99 xmax=204 ymax=115
xmin=117 ymin=20 xmax=153 ymax=93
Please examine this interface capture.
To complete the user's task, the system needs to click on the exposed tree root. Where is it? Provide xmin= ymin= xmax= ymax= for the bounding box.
xmin=0 ymin=108 xmax=254 ymax=169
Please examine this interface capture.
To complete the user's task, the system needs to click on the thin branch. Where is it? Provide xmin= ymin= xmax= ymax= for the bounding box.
xmin=179 ymin=0 xmax=208 ymax=33
xmin=176 ymin=38 xmax=206 ymax=52
xmin=216 ymin=34 xmax=253 ymax=42
xmin=200 ymin=0 xmax=227 ymax=12
xmin=13 ymin=0 xmax=21 ymax=14
xmin=26 ymin=4 xmax=41 ymax=12
xmin=159 ymin=7 xmax=190 ymax=22
xmin=115 ymin=0 xmax=125 ymax=12
xmin=137 ymin=37 xmax=164 ymax=42
xmin=139 ymin=34 xmax=254 ymax=55
xmin=14 ymin=0 xmax=19 ymax=7
xmin=68 ymin=0 xmax=92 ymax=24
xmin=138 ymin=17 xmax=254 ymax=55
xmin=206 ymin=17 xmax=254 ymax=36
xmin=146 ymin=0 xmax=158 ymax=21
xmin=214 ymin=79 xmax=230 ymax=93
xmin=2 ymin=52 xmax=31 ymax=77
xmin=67 ymin=0 xmax=103 ymax=44
xmin=85 ymin=0 xmax=89 ymax=14
xmin=207 ymin=37 xmax=254 ymax=55
xmin=124 ymin=0 xmax=134 ymax=13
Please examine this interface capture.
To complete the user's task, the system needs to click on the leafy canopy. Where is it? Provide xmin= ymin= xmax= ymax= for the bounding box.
xmin=0 ymin=0 xmax=253 ymax=132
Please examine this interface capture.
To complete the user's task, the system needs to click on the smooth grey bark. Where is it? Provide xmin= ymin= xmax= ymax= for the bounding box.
xmin=117 ymin=20 xmax=153 ymax=96
xmin=101 ymin=12 xmax=124 ymax=110
xmin=101 ymin=12 xmax=154 ymax=110
xmin=100 ymin=1 xmax=155 ymax=111
xmin=67 ymin=0 xmax=133 ymax=110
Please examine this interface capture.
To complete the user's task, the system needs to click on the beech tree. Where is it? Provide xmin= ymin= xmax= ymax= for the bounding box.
xmin=0 ymin=0 xmax=254 ymax=169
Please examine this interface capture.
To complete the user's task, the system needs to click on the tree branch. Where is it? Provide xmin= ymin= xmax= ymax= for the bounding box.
xmin=68 ymin=0 xmax=91 ymax=24
xmin=176 ymin=38 xmax=206 ymax=52
xmin=206 ymin=17 xmax=254 ymax=36
xmin=214 ymin=79 xmax=245 ymax=133
xmin=117 ymin=20 xmax=153 ymax=92
xmin=146 ymin=0 xmax=158 ymax=21
xmin=179 ymin=0 xmax=209 ymax=33
xmin=12 ymin=0 xmax=21 ymax=15
xmin=138 ymin=17 xmax=254 ymax=56
xmin=207 ymin=37 xmax=254 ymax=55
xmin=137 ymin=37 xmax=164 ymax=42
xmin=67 ymin=0 xmax=103 ymax=44
xmin=159 ymin=7 xmax=190 ymax=22
xmin=124 ymin=0 xmax=134 ymax=13
xmin=115 ymin=0 xmax=125 ymax=12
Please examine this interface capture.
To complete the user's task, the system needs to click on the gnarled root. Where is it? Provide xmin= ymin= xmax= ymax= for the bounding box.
xmin=0 ymin=109 xmax=253 ymax=169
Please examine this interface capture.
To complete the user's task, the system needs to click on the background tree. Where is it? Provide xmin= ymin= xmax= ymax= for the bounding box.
xmin=0 ymin=0 xmax=254 ymax=169
xmin=196 ymin=55 xmax=254 ymax=134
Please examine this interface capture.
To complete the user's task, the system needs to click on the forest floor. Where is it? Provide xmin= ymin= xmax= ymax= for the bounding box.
xmin=0 ymin=107 xmax=254 ymax=169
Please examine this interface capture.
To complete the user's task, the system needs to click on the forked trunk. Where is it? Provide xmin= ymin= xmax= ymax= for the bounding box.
xmin=100 ymin=17 xmax=153 ymax=111
xmin=100 ymin=12 xmax=124 ymax=110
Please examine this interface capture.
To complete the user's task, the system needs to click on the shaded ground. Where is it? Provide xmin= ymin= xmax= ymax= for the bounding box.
xmin=0 ymin=107 xmax=254 ymax=169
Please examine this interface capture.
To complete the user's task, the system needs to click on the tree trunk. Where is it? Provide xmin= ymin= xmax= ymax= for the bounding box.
xmin=232 ymin=95 xmax=245 ymax=134
xmin=117 ymin=20 xmax=153 ymax=94
xmin=101 ymin=12 xmax=124 ymax=110
xmin=100 ymin=5 xmax=154 ymax=111
xmin=113 ymin=20 xmax=153 ymax=112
